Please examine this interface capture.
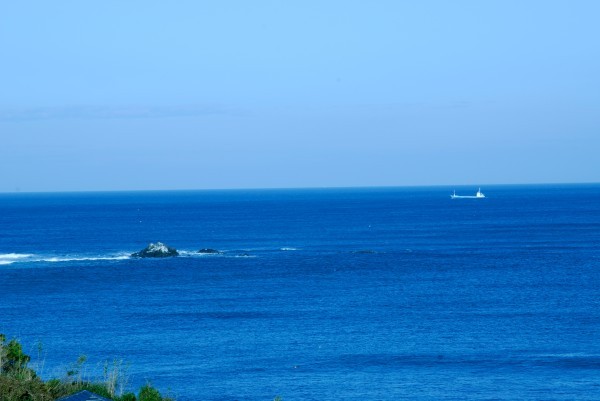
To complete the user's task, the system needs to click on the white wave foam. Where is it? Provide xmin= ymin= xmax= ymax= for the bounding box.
xmin=0 ymin=253 xmax=35 ymax=265
xmin=35 ymin=255 xmax=131 ymax=263
xmin=0 ymin=252 xmax=131 ymax=266
xmin=280 ymin=247 xmax=299 ymax=251
xmin=177 ymin=250 xmax=222 ymax=257
xmin=0 ymin=253 xmax=34 ymax=260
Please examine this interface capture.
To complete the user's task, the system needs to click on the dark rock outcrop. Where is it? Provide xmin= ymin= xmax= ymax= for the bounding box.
xmin=198 ymin=248 xmax=222 ymax=254
xmin=132 ymin=242 xmax=179 ymax=258
xmin=353 ymin=250 xmax=377 ymax=254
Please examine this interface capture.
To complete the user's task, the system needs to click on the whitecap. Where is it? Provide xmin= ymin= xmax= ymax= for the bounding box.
xmin=34 ymin=255 xmax=131 ymax=263
xmin=0 ymin=253 xmax=34 ymax=260
xmin=0 ymin=251 xmax=133 ymax=267
xmin=178 ymin=250 xmax=224 ymax=257
xmin=0 ymin=253 xmax=35 ymax=265
xmin=175 ymin=250 xmax=196 ymax=257
xmin=280 ymin=247 xmax=299 ymax=251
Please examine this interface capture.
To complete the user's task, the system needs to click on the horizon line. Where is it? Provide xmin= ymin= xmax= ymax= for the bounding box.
xmin=1 ymin=181 xmax=599 ymax=195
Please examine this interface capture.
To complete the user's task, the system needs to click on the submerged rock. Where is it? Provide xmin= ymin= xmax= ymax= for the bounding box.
xmin=353 ymin=250 xmax=377 ymax=254
xmin=132 ymin=242 xmax=179 ymax=258
xmin=198 ymin=248 xmax=222 ymax=254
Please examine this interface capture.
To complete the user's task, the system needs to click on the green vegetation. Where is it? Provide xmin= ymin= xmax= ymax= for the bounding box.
xmin=0 ymin=334 xmax=172 ymax=401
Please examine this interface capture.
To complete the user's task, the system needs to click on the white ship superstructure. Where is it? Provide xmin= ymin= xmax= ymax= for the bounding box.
xmin=451 ymin=188 xmax=486 ymax=199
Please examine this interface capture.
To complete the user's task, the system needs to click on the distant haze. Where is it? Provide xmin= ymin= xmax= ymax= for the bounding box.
xmin=1 ymin=1 xmax=599 ymax=192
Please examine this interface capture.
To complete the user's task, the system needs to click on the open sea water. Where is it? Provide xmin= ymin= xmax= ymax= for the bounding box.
xmin=1 ymin=185 xmax=600 ymax=400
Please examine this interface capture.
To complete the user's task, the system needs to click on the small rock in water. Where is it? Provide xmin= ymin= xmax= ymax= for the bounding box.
xmin=353 ymin=249 xmax=377 ymax=254
xmin=132 ymin=242 xmax=179 ymax=258
xmin=198 ymin=248 xmax=222 ymax=254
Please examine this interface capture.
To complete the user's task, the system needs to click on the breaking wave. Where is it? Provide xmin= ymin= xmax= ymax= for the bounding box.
xmin=0 ymin=253 xmax=35 ymax=265
xmin=0 ymin=253 xmax=131 ymax=266
xmin=0 ymin=249 xmax=258 ymax=266
xmin=177 ymin=250 xmax=253 ymax=258
xmin=37 ymin=255 xmax=131 ymax=263
xmin=178 ymin=250 xmax=224 ymax=257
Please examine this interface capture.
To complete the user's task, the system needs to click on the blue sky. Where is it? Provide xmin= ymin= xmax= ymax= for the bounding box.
xmin=1 ymin=1 xmax=599 ymax=191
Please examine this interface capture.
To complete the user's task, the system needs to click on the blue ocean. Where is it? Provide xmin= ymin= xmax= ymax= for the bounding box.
xmin=2 ymin=185 xmax=600 ymax=400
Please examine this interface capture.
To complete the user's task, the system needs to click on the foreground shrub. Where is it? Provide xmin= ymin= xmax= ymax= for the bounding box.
xmin=138 ymin=383 xmax=161 ymax=401
xmin=138 ymin=383 xmax=174 ymax=401
xmin=0 ymin=375 xmax=52 ymax=401
xmin=120 ymin=393 xmax=137 ymax=401
xmin=1 ymin=334 xmax=173 ymax=401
